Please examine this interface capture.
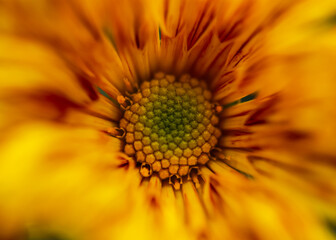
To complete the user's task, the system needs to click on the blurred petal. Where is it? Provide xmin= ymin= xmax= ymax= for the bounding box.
xmin=0 ymin=0 xmax=336 ymax=239
xmin=0 ymin=122 xmax=139 ymax=239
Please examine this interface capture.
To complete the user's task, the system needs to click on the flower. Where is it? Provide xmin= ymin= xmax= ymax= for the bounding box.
xmin=0 ymin=0 xmax=336 ymax=239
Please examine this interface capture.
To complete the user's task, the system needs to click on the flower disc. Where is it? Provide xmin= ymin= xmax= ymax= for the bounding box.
xmin=120 ymin=74 xmax=221 ymax=181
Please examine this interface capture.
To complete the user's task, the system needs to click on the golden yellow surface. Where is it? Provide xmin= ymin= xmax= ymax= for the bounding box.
xmin=0 ymin=0 xmax=336 ymax=239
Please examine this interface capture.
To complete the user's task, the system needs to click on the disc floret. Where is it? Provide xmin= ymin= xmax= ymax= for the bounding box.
xmin=120 ymin=73 xmax=221 ymax=188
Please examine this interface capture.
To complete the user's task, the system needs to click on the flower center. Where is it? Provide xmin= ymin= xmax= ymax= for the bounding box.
xmin=120 ymin=73 xmax=221 ymax=188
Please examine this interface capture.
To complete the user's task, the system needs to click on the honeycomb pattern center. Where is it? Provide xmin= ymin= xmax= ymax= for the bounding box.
xmin=120 ymin=74 xmax=221 ymax=180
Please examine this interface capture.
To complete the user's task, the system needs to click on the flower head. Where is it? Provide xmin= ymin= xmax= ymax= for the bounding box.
xmin=0 ymin=0 xmax=336 ymax=240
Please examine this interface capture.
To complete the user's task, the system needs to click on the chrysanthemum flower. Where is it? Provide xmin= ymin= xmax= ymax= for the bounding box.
xmin=1 ymin=0 xmax=336 ymax=239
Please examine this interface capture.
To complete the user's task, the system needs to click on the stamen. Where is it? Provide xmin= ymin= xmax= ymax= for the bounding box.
xmin=117 ymin=95 xmax=133 ymax=110
xmin=213 ymin=104 xmax=223 ymax=114
xmin=120 ymin=73 xmax=221 ymax=188
xmin=107 ymin=127 xmax=126 ymax=139
xmin=140 ymin=163 xmax=153 ymax=177
xmin=169 ymin=174 xmax=182 ymax=190
xmin=188 ymin=167 xmax=201 ymax=188
xmin=209 ymin=147 xmax=225 ymax=160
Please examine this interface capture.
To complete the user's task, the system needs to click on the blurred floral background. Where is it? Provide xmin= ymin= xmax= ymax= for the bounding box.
xmin=0 ymin=0 xmax=336 ymax=240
